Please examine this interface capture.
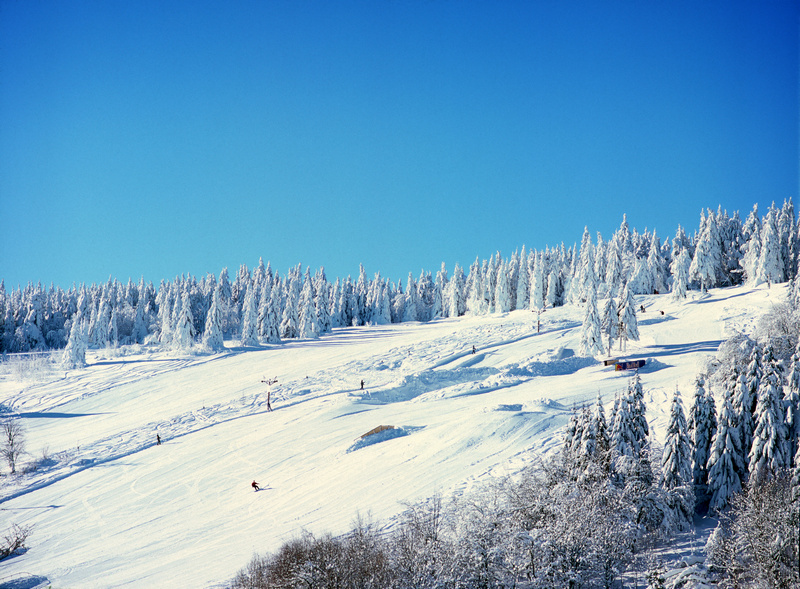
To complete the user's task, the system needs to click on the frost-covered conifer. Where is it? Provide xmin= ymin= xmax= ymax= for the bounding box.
xmin=618 ymin=283 xmax=639 ymax=351
xmin=688 ymin=376 xmax=716 ymax=495
xmin=529 ymin=252 xmax=546 ymax=310
xmin=647 ymin=231 xmax=667 ymax=293
xmin=515 ymin=247 xmax=530 ymax=311
xmin=706 ymin=394 xmax=743 ymax=512
xmin=578 ymin=282 xmax=604 ymax=357
xmin=448 ymin=263 xmax=467 ymax=318
xmin=756 ymin=205 xmax=784 ymax=286
xmin=494 ymin=260 xmax=512 ymax=313
xmin=62 ymin=307 xmax=88 ymax=369
xmin=280 ymin=274 xmax=300 ymax=339
xmin=749 ymin=345 xmax=789 ymax=483
xmin=661 ymin=389 xmax=692 ymax=490
xmin=601 ymin=297 xmax=619 ymax=352
xmin=786 ymin=345 xmax=800 ymax=467
xmin=403 ymin=273 xmax=418 ymax=322
xmin=298 ymin=273 xmax=320 ymax=339
xmin=314 ymin=269 xmax=332 ymax=334
xmin=670 ymin=248 xmax=691 ymax=300
xmin=628 ymin=373 xmax=649 ymax=449
xmin=690 ymin=211 xmax=721 ymax=293
xmin=203 ymin=285 xmax=224 ymax=351
xmin=240 ymin=281 xmax=260 ymax=346
xmin=173 ymin=289 xmax=196 ymax=349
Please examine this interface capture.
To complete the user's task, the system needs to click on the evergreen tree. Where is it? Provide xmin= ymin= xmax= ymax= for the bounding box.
xmin=786 ymin=344 xmax=800 ymax=467
xmin=315 ymin=269 xmax=332 ymax=334
xmin=203 ymin=285 xmax=225 ymax=351
xmin=448 ymin=263 xmax=467 ymax=318
xmin=298 ymin=272 xmax=320 ymax=339
xmin=689 ymin=210 xmax=721 ymax=293
xmin=617 ymin=283 xmax=639 ymax=351
xmin=601 ymin=296 xmax=619 ymax=353
xmin=756 ymin=204 xmax=784 ymax=285
xmin=280 ymin=272 xmax=300 ymax=339
xmin=578 ymin=282 xmax=604 ymax=357
xmin=173 ymin=289 xmax=196 ymax=349
xmin=688 ymin=375 xmax=716 ymax=500
xmin=62 ymin=298 xmax=88 ymax=369
xmin=749 ymin=345 xmax=789 ymax=483
xmin=494 ymin=260 xmax=513 ymax=313
xmin=529 ymin=252 xmax=546 ymax=310
xmin=706 ymin=394 xmax=744 ymax=512
xmin=403 ymin=273 xmax=418 ymax=322
xmin=670 ymin=248 xmax=691 ymax=300
xmin=661 ymin=388 xmax=692 ymax=490
xmin=240 ymin=280 xmax=260 ymax=346
xmin=515 ymin=247 xmax=530 ymax=311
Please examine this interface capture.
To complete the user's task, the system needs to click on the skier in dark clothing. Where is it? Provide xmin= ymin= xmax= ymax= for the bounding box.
xmin=156 ymin=434 xmax=161 ymax=445
xmin=360 ymin=379 xmax=365 ymax=390
xmin=252 ymin=480 xmax=260 ymax=491
xmin=472 ymin=345 xmax=476 ymax=354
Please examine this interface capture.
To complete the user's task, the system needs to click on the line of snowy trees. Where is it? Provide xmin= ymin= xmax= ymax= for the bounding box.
xmin=3 ymin=201 xmax=798 ymax=362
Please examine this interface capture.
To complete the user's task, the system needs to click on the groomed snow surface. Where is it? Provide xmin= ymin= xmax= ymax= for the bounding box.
xmin=0 ymin=284 xmax=781 ymax=588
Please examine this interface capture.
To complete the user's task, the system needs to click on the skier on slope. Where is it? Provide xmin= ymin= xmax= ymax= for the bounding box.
xmin=252 ymin=480 xmax=260 ymax=491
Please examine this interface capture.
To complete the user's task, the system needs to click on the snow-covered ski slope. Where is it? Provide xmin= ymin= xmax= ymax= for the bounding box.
xmin=0 ymin=284 xmax=782 ymax=587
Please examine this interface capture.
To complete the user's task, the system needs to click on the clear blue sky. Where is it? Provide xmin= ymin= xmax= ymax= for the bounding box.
xmin=1 ymin=0 xmax=798 ymax=290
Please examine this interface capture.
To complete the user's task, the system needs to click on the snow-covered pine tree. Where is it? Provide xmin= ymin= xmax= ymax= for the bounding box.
xmin=617 ymin=283 xmax=639 ymax=352
xmin=647 ymin=230 xmax=667 ymax=293
xmin=578 ymin=281 xmax=604 ymax=357
xmin=240 ymin=279 xmax=259 ymax=346
xmin=529 ymin=252 xmax=546 ymax=311
xmin=628 ymin=372 xmax=649 ymax=449
xmin=434 ymin=263 xmax=448 ymax=319
xmin=706 ymin=393 xmax=744 ymax=512
xmin=448 ymin=263 xmax=467 ymax=318
xmin=688 ymin=375 xmax=716 ymax=501
xmin=661 ymin=388 xmax=692 ymax=490
xmin=756 ymin=204 xmax=785 ymax=286
xmin=670 ymin=248 xmax=691 ymax=300
xmin=748 ymin=345 xmax=789 ymax=484
xmin=314 ymin=269 xmax=332 ymax=334
xmin=786 ymin=344 xmax=800 ymax=467
xmin=515 ymin=247 xmax=530 ymax=311
xmin=403 ymin=273 xmax=418 ymax=322
xmin=172 ymin=289 xmax=196 ymax=350
xmin=494 ymin=259 xmax=512 ymax=313
xmin=689 ymin=210 xmax=721 ymax=293
xmin=604 ymin=238 xmax=623 ymax=298
xmin=280 ymin=272 xmax=300 ymax=339
xmin=62 ymin=301 xmax=88 ymax=369
xmin=601 ymin=296 xmax=619 ymax=352
xmin=203 ymin=285 xmax=225 ymax=351
xmin=298 ymin=271 xmax=320 ymax=339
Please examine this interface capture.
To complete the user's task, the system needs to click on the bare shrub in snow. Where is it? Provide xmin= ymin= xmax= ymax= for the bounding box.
xmin=0 ymin=523 xmax=32 ymax=561
xmin=1 ymin=417 xmax=26 ymax=474
xmin=706 ymin=471 xmax=799 ymax=588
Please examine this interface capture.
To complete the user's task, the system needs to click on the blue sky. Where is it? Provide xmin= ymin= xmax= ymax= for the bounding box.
xmin=1 ymin=0 xmax=798 ymax=290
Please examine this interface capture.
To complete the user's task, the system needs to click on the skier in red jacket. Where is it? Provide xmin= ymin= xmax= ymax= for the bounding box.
xmin=252 ymin=480 xmax=260 ymax=491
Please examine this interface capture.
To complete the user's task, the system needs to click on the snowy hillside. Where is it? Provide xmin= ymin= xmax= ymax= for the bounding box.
xmin=0 ymin=284 xmax=783 ymax=588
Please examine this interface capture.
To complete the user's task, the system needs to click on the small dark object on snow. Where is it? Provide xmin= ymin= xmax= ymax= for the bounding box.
xmin=360 ymin=379 xmax=365 ymax=390
xmin=156 ymin=434 xmax=161 ymax=445
xmin=472 ymin=345 xmax=476 ymax=354
xmin=252 ymin=480 xmax=260 ymax=491
xmin=640 ymin=305 xmax=646 ymax=312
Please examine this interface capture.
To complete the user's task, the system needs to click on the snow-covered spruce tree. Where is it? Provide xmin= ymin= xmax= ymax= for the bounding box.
xmin=62 ymin=309 xmax=88 ymax=369
xmin=529 ymin=252 xmax=546 ymax=311
xmin=688 ymin=375 xmax=716 ymax=507
xmin=298 ymin=271 xmax=320 ymax=339
xmin=172 ymin=289 xmax=196 ymax=350
xmin=670 ymin=247 xmax=691 ymax=300
xmin=756 ymin=204 xmax=785 ymax=286
xmin=688 ymin=211 xmax=716 ymax=293
xmin=600 ymin=296 xmax=619 ymax=353
xmin=647 ymin=230 xmax=667 ymax=293
xmin=661 ymin=389 xmax=693 ymax=492
xmin=240 ymin=280 xmax=259 ymax=347
xmin=314 ymin=269 xmax=332 ymax=334
xmin=748 ymin=345 xmax=790 ymax=484
xmin=786 ymin=344 xmax=800 ymax=468
xmin=515 ymin=247 xmax=530 ymax=312
xmin=433 ymin=263 xmax=447 ymax=319
xmin=577 ymin=393 xmax=611 ymax=480
xmin=494 ymin=259 xmax=513 ymax=313
xmin=578 ymin=282 xmax=604 ymax=357
xmin=402 ymin=273 xmax=418 ymax=322
xmin=280 ymin=274 xmax=300 ymax=339
xmin=706 ymin=392 xmax=744 ymax=513
xmin=202 ymin=285 xmax=224 ymax=352
xmin=617 ymin=283 xmax=639 ymax=352
xmin=448 ymin=263 xmax=467 ymax=318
